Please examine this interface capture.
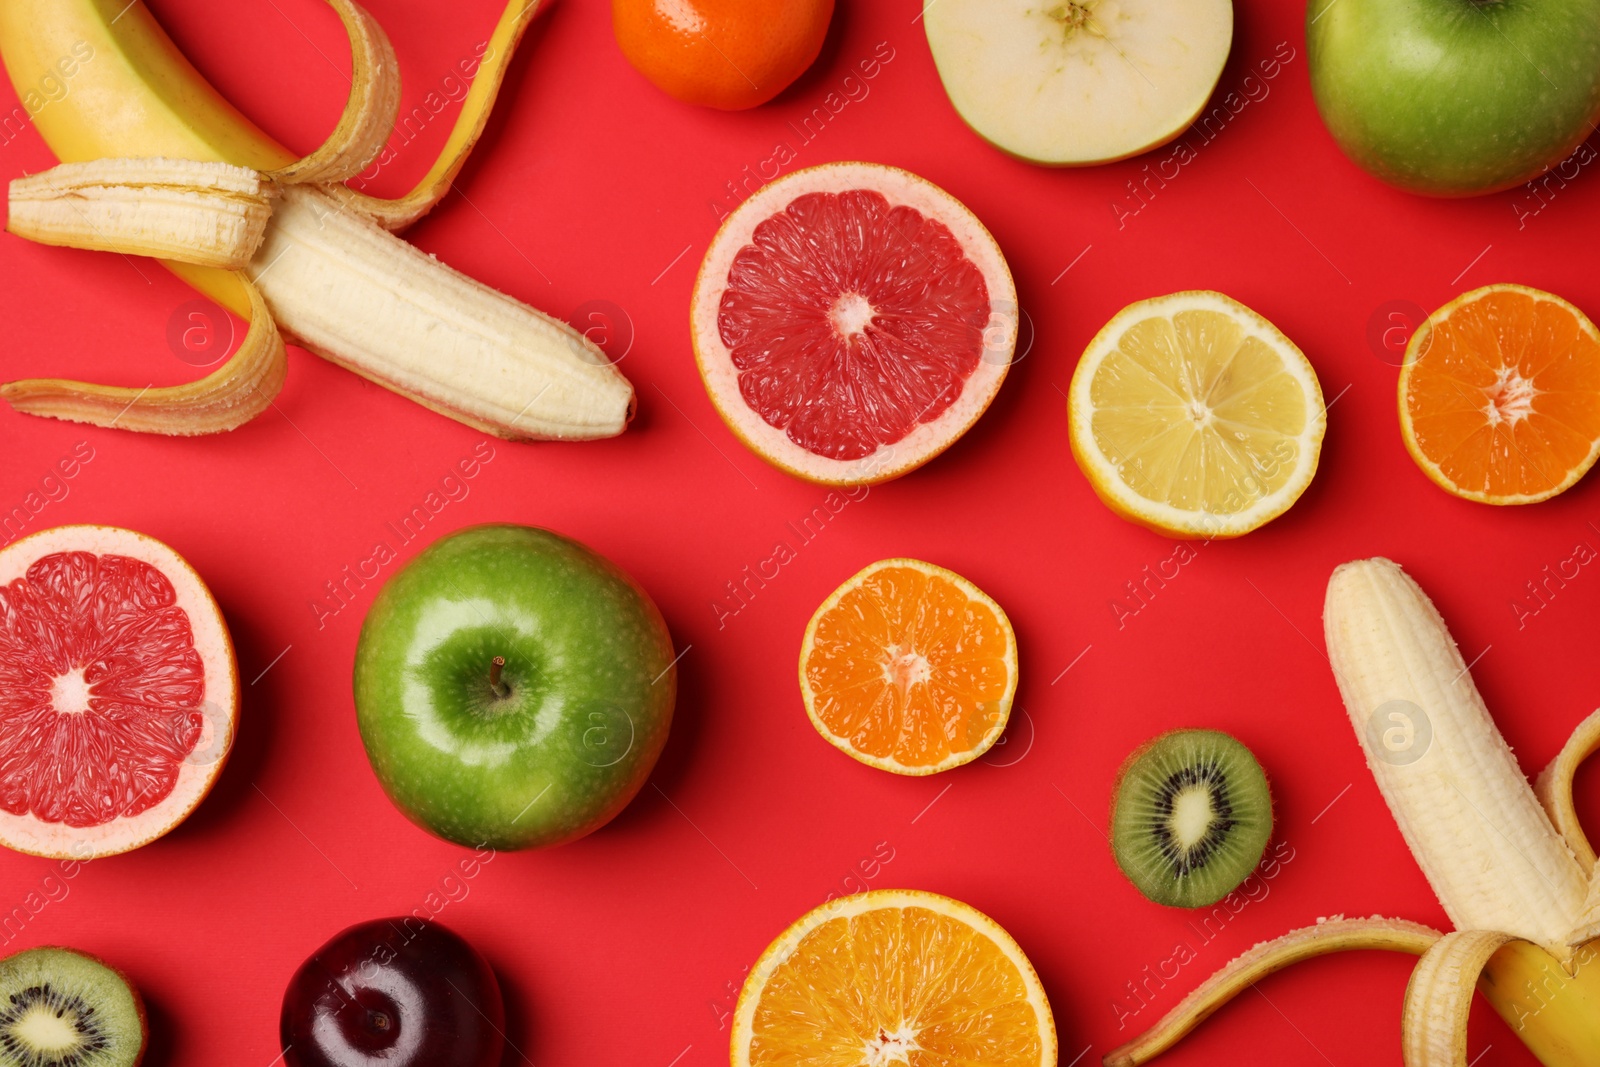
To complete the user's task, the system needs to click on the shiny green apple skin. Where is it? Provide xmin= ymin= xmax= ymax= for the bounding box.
xmin=1307 ymin=0 xmax=1600 ymax=196
xmin=354 ymin=525 xmax=676 ymax=851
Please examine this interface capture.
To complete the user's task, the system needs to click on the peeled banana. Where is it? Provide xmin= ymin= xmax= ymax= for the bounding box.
xmin=0 ymin=0 xmax=633 ymax=440
xmin=1107 ymin=558 xmax=1600 ymax=1067
xmin=9 ymin=157 xmax=273 ymax=269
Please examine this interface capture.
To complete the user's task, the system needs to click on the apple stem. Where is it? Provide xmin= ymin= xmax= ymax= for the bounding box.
xmin=489 ymin=655 xmax=509 ymax=698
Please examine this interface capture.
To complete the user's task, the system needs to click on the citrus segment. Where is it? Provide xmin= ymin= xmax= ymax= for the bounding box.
xmin=694 ymin=162 xmax=1016 ymax=485
xmin=799 ymin=559 xmax=1016 ymax=775
xmin=1068 ymin=291 xmax=1325 ymax=537
xmin=731 ymin=889 xmax=1055 ymax=1067
xmin=1399 ymin=284 xmax=1600 ymax=504
xmin=0 ymin=525 xmax=237 ymax=858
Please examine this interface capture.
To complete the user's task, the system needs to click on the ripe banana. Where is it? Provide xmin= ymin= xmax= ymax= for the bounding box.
xmin=0 ymin=0 xmax=633 ymax=439
xmin=1107 ymin=558 xmax=1600 ymax=1067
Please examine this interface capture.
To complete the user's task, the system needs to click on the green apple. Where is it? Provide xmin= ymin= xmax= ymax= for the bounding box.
xmin=354 ymin=525 xmax=676 ymax=850
xmin=1308 ymin=0 xmax=1600 ymax=196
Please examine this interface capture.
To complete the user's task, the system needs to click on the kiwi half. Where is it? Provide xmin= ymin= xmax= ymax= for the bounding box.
xmin=0 ymin=948 xmax=145 ymax=1067
xmin=1110 ymin=729 xmax=1273 ymax=908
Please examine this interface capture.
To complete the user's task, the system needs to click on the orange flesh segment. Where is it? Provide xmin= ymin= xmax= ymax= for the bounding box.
xmin=805 ymin=565 xmax=1011 ymax=768
xmin=748 ymin=905 xmax=1045 ymax=1065
xmin=1405 ymin=288 xmax=1600 ymax=500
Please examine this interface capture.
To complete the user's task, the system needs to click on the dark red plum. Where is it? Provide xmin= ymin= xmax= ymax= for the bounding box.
xmin=281 ymin=918 xmax=504 ymax=1067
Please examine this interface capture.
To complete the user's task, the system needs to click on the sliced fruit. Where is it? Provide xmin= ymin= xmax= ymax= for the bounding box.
xmin=612 ymin=0 xmax=833 ymax=110
xmin=1068 ymin=290 xmax=1325 ymax=538
xmin=0 ymin=525 xmax=238 ymax=859
xmin=923 ymin=0 xmax=1234 ymax=165
xmin=692 ymin=161 xmax=1016 ymax=485
xmin=0 ymin=946 xmax=146 ymax=1067
xmin=1398 ymin=283 xmax=1600 ymax=504
xmin=731 ymin=889 xmax=1055 ymax=1067
xmin=1110 ymin=729 xmax=1273 ymax=908
xmin=8 ymin=158 xmax=274 ymax=270
xmin=799 ymin=558 xmax=1016 ymax=776
xmin=1101 ymin=559 xmax=1600 ymax=1066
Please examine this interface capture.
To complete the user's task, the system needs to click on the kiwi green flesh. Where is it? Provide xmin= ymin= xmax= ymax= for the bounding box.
xmin=0 ymin=949 xmax=144 ymax=1067
xmin=1111 ymin=729 xmax=1273 ymax=909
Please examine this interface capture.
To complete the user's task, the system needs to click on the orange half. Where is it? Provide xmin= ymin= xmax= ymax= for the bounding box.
xmin=799 ymin=559 xmax=1017 ymax=775
xmin=1400 ymin=284 xmax=1600 ymax=504
xmin=730 ymin=889 xmax=1056 ymax=1067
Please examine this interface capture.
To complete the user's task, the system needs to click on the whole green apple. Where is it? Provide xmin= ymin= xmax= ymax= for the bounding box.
xmin=354 ymin=525 xmax=676 ymax=850
xmin=1307 ymin=0 xmax=1600 ymax=195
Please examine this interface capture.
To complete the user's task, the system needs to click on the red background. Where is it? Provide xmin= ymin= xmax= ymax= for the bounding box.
xmin=1 ymin=1 xmax=1598 ymax=1064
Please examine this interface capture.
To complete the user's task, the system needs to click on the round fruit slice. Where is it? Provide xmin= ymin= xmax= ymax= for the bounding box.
xmin=0 ymin=525 xmax=237 ymax=859
xmin=1110 ymin=729 xmax=1273 ymax=909
xmin=1069 ymin=291 xmax=1326 ymax=538
xmin=799 ymin=558 xmax=1016 ymax=776
xmin=0 ymin=946 xmax=147 ymax=1067
xmin=923 ymin=0 xmax=1234 ymax=165
xmin=1399 ymin=284 xmax=1600 ymax=505
xmin=691 ymin=161 xmax=1016 ymax=485
xmin=731 ymin=889 xmax=1055 ymax=1067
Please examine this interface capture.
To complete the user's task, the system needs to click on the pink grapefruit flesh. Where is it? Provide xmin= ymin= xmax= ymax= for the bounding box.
xmin=0 ymin=525 xmax=237 ymax=859
xmin=692 ymin=162 xmax=1016 ymax=485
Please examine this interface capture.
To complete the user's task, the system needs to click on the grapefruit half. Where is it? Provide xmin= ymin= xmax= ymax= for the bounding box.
xmin=0 ymin=525 xmax=238 ymax=859
xmin=691 ymin=162 xmax=1016 ymax=485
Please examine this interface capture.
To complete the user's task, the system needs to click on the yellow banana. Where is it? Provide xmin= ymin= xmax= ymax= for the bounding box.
xmin=0 ymin=0 xmax=634 ymax=439
xmin=1108 ymin=559 xmax=1600 ymax=1067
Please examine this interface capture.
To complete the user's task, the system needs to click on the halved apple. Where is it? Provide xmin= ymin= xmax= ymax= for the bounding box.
xmin=923 ymin=0 xmax=1234 ymax=166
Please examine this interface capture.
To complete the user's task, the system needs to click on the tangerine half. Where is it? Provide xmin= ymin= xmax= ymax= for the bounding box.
xmin=1399 ymin=284 xmax=1600 ymax=504
xmin=799 ymin=558 xmax=1017 ymax=775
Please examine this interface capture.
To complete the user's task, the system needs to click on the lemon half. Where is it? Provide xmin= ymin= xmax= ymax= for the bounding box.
xmin=1068 ymin=291 xmax=1326 ymax=538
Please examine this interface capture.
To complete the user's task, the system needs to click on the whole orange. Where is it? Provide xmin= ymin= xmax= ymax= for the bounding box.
xmin=612 ymin=0 xmax=834 ymax=110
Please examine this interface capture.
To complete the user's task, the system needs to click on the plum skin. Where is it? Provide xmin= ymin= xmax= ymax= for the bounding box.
xmin=281 ymin=918 xmax=504 ymax=1067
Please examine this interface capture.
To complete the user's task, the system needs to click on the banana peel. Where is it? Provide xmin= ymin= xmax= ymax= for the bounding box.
xmin=1107 ymin=559 xmax=1600 ymax=1067
xmin=0 ymin=0 xmax=633 ymax=440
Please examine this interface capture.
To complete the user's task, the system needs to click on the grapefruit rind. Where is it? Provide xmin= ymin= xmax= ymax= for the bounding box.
xmin=1068 ymin=290 xmax=1326 ymax=539
xmin=1397 ymin=283 xmax=1600 ymax=506
xmin=691 ymin=161 xmax=1017 ymax=486
xmin=798 ymin=558 xmax=1017 ymax=776
xmin=0 ymin=525 xmax=238 ymax=859
xmin=729 ymin=888 xmax=1056 ymax=1067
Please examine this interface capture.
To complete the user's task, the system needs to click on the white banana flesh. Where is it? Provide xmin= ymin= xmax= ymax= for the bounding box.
xmin=8 ymin=157 xmax=272 ymax=269
xmin=1323 ymin=558 xmax=1589 ymax=951
xmin=247 ymin=186 xmax=633 ymax=440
